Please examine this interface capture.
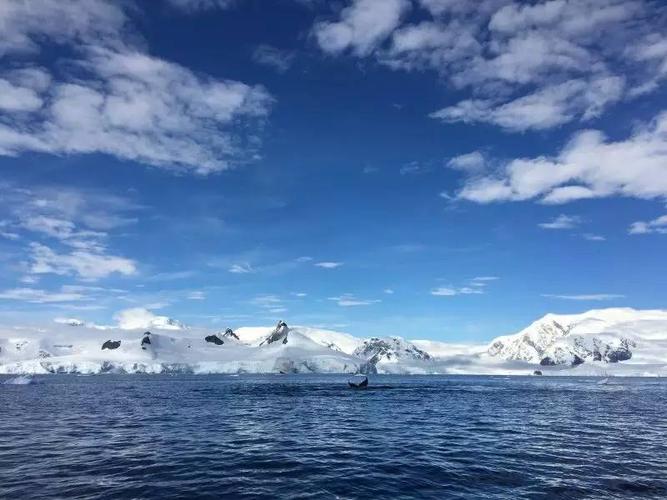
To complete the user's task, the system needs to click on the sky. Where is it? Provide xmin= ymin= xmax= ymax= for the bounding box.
xmin=0 ymin=0 xmax=666 ymax=342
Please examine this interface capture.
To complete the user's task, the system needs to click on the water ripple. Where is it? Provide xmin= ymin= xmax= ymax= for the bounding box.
xmin=1 ymin=374 xmax=666 ymax=499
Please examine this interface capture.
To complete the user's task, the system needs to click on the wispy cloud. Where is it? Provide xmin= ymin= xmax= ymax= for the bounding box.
xmin=538 ymin=214 xmax=582 ymax=230
xmin=328 ymin=295 xmax=381 ymax=307
xmin=542 ymin=294 xmax=625 ymax=301
xmin=0 ymin=287 xmax=86 ymax=303
xmin=252 ymin=44 xmax=296 ymax=73
xmin=165 ymin=0 xmax=234 ymax=12
xmin=313 ymin=0 xmax=410 ymax=57
xmin=432 ymin=276 xmax=499 ymax=297
xmin=187 ymin=291 xmax=206 ymax=300
xmin=28 ymin=242 xmax=136 ymax=281
xmin=629 ymin=214 xmax=667 ymax=235
xmin=454 ymin=112 xmax=667 ymax=205
xmin=315 ymin=261 xmax=344 ymax=269
xmin=399 ymin=161 xmax=431 ymax=175
xmin=314 ymin=0 xmax=666 ymax=132
xmin=471 ymin=276 xmax=499 ymax=283
xmin=431 ymin=287 xmax=458 ymax=297
xmin=582 ymin=233 xmax=606 ymax=241
xmin=431 ymin=286 xmax=484 ymax=297
xmin=229 ymin=263 xmax=255 ymax=274
xmin=446 ymin=151 xmax=487 ymax=173
xmin=0 ymin=0 xmax=271 ymax=173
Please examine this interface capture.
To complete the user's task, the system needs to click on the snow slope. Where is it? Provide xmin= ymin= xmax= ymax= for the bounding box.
xmin=487 ymin=308 xmax=667 ymax=371
xmin=1 ymin=308 xmax=666 ymax=375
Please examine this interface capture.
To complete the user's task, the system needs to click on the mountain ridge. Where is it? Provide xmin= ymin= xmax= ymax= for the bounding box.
xmin=1 ymin=308 xmax=666 ymax=376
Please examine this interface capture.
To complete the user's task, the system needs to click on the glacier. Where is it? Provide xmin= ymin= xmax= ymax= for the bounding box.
xmin=1 ymin=308 xmax=667 ymax=376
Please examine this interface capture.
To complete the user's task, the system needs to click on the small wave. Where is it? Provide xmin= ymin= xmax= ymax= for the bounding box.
xmin=3 ymin=375 xmax=36 ymax=385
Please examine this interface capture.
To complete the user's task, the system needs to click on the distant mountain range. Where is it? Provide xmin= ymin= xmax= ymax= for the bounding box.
xmin=1 ymin=308 xmax=666 ymax=376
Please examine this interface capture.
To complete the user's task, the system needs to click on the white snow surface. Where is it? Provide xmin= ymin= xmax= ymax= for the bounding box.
xmin=1 ymin=308 xmax=666 ymax=376
xmin=487 ymin=308 xmax=667 ymax=372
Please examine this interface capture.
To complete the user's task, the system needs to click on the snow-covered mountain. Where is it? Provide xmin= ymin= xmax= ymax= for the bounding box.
xmin=487 ymin=308 xmax=667 ymax=368
xmin=1 ymin=308 xmax=666 ymax=376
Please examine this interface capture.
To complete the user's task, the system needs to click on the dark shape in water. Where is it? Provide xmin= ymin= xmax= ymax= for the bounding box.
xmin=101 ymin=340 xmax=121 ymax=350
xmin=205 ymin=335 xmax=224 ymax=346
xmin=533 ymin=370 xmax=542 ymax=376
xmin=348 ymin=375 xmax=368 ymax=389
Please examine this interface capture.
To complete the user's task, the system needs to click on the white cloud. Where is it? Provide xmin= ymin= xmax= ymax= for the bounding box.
xmin=432 ymin=276 xmax=499 ymax=296
xmin=447 ymin=151 xmax=486 ymax=173
xmin=229 ymin=263 xmax=255 ymax=274
xmin=1 ymin=185 xmax=139 ymax=282
xmin=538 ymin=214 xmax=581 ymax=230
xmin=0 ymin=78 xmax=43 ymax=111
xmin=314 ymin=0 xmax=411 ymax=56
xmin=629 ymin=214 xmax=667 ymax=234
xmin=582 ymin=233 xmax=606 ymax=241
xmin=315 ymin=261 xmax=344 ymax=269
xmin=164 ymin=0 xmax=234 ymax=12
xmin=328 ymin=294 xmax=380 ymax=306
xmin=29 ymin=242 xmax=136 ymax=280
xmin=432 ymin=286 xmax=484 ymax=296
xmin=431 ymin=77 xmax=624 ymax=132
xmin=456 ymin=111 xmax=667 ymax=204
xmin=0 ymin=287 xmax=85 ymax=303
xmin=383 ymin=288 xmax=394 ymax=294
xmin=252 ymin=45 xmax=296 ymax=73
xmin=251 ymin=295 xmax=283 ymax=307
xmin=0 ymin=0 xmax=272 ymax=173
xmin=113 ymin=307 xmax=184 ymax=330
xmin=399 ymin=161 xmax=431 ymax=175
xmin=471 ymin=276 xmax=499 ymax=282
xmin=542 ymin=293 xmax=625 ymax=301
xmin=187 ymin=291 xmax=206 ymax=300
xmin=314 ymin=0 xmax=664 ymax=131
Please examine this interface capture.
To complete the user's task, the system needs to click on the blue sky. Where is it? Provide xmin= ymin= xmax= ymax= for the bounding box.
xmin=0 ymin=0 xmax=666 ymax=341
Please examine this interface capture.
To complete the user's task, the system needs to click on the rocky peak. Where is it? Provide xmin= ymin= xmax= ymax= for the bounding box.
xmin=260 ymin=321 xmax=289 ymax=346
xmin=222 ymin=328 xmax=240 ymax=340
xmin=141 ymin=331 xmax=152 ymax=350
xmin=354 ymin=337 xmax=431 ymax=365
xmin=487 ymin=309 xmax=650 ymax=367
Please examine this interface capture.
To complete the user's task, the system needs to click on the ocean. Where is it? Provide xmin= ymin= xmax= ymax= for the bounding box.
xmin=1 ymin=374 xmax=666 ymax=499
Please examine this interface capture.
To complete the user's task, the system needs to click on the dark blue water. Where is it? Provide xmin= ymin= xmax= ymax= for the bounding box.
xmin=1 ymin=375 xmax=666 ymax=499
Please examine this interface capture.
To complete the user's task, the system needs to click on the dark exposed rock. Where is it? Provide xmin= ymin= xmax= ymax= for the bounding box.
xmin=607 ymin=348 xmax=632 ymax=363
xmin=260 ymin=321 xmax=289 ymax=346
xmin=205 ymin=334 xmax=224 ymax=346
xmin=541 ymin=354 xmax=584 ymax=367
xmin=533 ymin=370 xmax=543 ymax=376
xmin=540 ymin=357 xmax=556 ymax=366
xmin=358 ymin=361 xmax=378 ymax=375
xmin=222 ymin=328 xmax=240 ymax=340
xmin=324 ymin=342 xmax=342 ymax=352
xmin=141 ymin=332 xmax=152 ymax=350
xmin=606 ymin=339 xmax=634 ymax=362
xmin=354 ymin=337 xmax=431 ymax=365
xmin=102 ymin=340 xmax=121 ymax=350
